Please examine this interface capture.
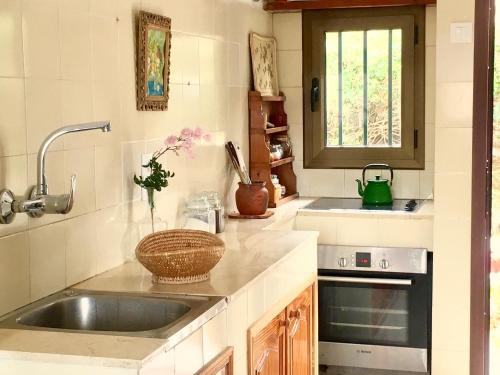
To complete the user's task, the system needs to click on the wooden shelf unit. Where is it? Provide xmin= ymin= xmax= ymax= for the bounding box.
xmin=266 ymin=125 xmax=289 ymax=134
xmin=261 ymin=94 xmax=286 ymax=102
xmin=270 ymin=156 xmax=295 ymax=168
xmin=249 ymin=91 xmax=298 ymax=208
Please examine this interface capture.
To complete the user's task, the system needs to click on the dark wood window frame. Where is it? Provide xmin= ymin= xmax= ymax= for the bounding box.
xmin=302 ymin=6 xmax=425 ymax=169
xmin=470 ymin=0 xmax=495 ymax=374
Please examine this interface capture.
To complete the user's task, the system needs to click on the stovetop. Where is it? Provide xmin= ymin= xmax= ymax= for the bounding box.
xmin=302 ymin=198 xmax=422 ymax=212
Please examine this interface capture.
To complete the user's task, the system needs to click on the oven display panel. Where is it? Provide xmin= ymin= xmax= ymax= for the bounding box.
xmin=355 ymin=252 xmax=371 ymax=267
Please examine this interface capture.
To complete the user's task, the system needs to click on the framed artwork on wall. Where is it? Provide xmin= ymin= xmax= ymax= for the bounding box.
xmin=136 ymin=11 xmax=172 ymax=111
xmin=249 ymin=32 xmax=280 ymax=97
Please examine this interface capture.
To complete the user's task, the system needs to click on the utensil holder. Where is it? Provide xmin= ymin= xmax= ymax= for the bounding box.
xmin=235 ymin=182 xmax=269 ymax=215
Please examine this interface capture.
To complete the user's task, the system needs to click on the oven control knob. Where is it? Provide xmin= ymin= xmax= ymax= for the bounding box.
xmin=379 ymin=259 xmax=390 ymax=269
xmin=338 ymin=257 xmax=348 ymax=267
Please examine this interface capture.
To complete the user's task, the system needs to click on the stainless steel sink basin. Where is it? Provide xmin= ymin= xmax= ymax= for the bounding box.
xmin=17 ymin=294 xmax=190 ymax=332
xmin=0 ymin=290 xmax=226 ymax=339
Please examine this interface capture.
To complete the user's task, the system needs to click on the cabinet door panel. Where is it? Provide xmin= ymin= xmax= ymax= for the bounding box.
xmin=195 ymin=347 xmax=233 ymax=375
xmin=250 ymin=310 xmax=287 ymax=375
xmin=287 ymin=286 xmax=313 ymax=375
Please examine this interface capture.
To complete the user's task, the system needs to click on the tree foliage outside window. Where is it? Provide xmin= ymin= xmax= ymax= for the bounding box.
xmin=325 ymin=29 xmax=402 ymax=148
xmin=303 ymin=7 xmax=425 ymax=169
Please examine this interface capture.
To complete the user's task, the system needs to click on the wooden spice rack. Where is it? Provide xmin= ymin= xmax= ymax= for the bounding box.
xmin=248 ymin=91 xmax=299 ymax=208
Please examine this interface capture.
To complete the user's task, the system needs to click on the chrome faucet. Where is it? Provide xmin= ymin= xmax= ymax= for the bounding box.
xmin=37 ymin=122 xmax=111 ymax=196
xmin=0 ymin=122 xmax=111 ymax=224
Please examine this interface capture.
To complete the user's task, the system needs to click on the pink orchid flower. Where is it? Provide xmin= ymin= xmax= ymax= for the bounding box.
xmin=180 ymin=127 xmax=193 ymax=138
xmin=165 ymin=135 xmax=178 ymax=145
xmin=192 ymin=127 xmax=204 ymax=140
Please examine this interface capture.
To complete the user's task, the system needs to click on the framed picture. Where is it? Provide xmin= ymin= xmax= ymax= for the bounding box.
xmin=136 ymin=11 xmax=172 ymax=111
xmin=249 ymin=32 xmax=279 ymax=97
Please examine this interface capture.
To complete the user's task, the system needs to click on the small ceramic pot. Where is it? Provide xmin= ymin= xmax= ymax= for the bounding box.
xmin=235 ymin=182 xmax=269 ymax=215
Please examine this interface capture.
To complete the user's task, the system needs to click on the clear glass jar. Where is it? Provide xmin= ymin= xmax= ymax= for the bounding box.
xmin=205 ymin=191 xmax=225 ymax=233
xmin=184 ymin=195 xmax=216 ymax=234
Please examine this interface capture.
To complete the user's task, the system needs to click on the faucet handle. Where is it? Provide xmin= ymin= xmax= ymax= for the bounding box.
xmin=43 ymin=174 xmax=77 ymax=215
xmin=60 ymin=174 xmax=77 ymax=214
xmin=0 ymin=189 xmax=16 ymax=224
xmin=2 ymin=175 xmax=77 ymax=222
xmin=24 ymin=174 xmax=77 ymax=217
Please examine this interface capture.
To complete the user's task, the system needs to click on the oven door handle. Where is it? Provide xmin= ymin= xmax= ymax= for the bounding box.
xmin=318 ymin=275 xmax=413 ymax=286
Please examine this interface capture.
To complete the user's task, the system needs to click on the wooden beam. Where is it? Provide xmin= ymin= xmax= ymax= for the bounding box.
xmin=264 ymin=0 xmax=436 ymax=12
xmin=470 ymin=0 xmax=495 ymax=373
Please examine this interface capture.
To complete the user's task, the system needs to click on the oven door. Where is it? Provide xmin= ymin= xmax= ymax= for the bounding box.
xmin=318 ymin=272 xmax=430 ymax=372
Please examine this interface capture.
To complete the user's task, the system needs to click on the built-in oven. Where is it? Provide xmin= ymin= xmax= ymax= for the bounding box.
xmin=318 ymin=245 xmax=432 ymax=373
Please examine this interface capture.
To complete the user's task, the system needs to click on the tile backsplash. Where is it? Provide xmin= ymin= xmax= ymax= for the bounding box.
xmin=272 ymin=8 xmax=437 ymax=199
xmin=0 ymin=0 xmax=271 ymax=316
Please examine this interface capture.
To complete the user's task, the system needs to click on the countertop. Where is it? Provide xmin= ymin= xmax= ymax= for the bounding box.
xmin=76 ymin=198 xmax=316 ymax=298
xmin=0 ymin=198 xmax=318 ymax=369
xmin=0 ymin=196 xmax=433 ymax=369
xmin=297 ymin=198 xmax=434 ymax=219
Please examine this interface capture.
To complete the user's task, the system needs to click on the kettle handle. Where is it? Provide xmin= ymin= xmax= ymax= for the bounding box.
xmin=362 ymin=164 xmax=394 ymax=186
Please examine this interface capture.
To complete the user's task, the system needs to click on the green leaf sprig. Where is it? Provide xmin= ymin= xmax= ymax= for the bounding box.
xmin=133 ymin=157 xmax=175 ymax=192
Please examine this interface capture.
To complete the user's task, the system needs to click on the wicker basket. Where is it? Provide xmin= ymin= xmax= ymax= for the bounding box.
xmin=135 ymin=229 xmax=225 ymax=284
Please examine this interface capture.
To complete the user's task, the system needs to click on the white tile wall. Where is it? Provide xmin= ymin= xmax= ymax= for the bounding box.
xmin=174 ymin=328 xmax=204 ymax=375
xmin=432 ymin=0 xmax=474 ymax=371
xmin=272 ymin=8 xmax=437 ymax=199
xmin=202 ymin=310 xmax=228 ymax=365
xmin=273 ymin=12 xmax=302 ymax=51
xmin=140 ymin=349 xmax=175 ymax=375
xmin=295 ymin=215 xmax=338 ymax=244
xmin=65 ymin=214 xmax=98 ymax=286
xmin=432 ymin=348 xmax=469 ymax=375
xmin=295 ymin=213 xmax=433 ymax=249
xmin=0 ymin=78 xmax=26 ymax=156
xmin=59 ymin=10 xmax=92 ymax=81
xmin=29 ymin=222 xmax=66 ymax=301
xmin=25 ymin=78 xmax=63 ymax=153
xmin=247 ymin=275 xmax=267 ymax=325
xmin=0 ymin=232 xmax=29 ymax=316
xmin=227 ymin=290 xmax=248 ymax=361
xmin=0 ymin=0 xmax=272 ymax=316
xmin=0 ymin=0 xmax=24 ymax=78
xmin=23 ymin=1 xmax=61 ymax=78
xmin=435 ymin=82 xmax=473 ymax=127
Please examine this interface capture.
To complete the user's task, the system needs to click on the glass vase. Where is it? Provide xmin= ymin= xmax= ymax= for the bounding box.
xmin=139 ymin=188 xmax=167 ymax=238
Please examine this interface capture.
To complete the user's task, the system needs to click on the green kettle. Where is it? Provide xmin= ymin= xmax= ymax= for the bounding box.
xmin=356 ymin=164 xmax=393 ymax=205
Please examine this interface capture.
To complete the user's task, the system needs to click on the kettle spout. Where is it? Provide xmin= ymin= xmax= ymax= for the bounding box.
xmin=355 ymin=179 xmax=364 ymax=197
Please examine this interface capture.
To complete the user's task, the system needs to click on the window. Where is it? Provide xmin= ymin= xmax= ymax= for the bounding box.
xmin=303 ymin=6 xmax=425 ymax=169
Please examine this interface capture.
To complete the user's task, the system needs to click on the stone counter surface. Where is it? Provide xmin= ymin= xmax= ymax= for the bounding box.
xmin=295 ymin=199 xmax=434 ymax=250
xmin=0 ymin=198 xmax=318 ymax=373
xmin=76 ymin=230 xmax=317 ymax=299
xmin=0 ymin=197 xmax=434 ymax=374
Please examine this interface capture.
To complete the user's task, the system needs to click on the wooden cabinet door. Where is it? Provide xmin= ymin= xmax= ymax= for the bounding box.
xmin=249 ymin=310 xmax=287 ymax=375
xmin=195 ymin=347 xmax=233 ymax=375
xmin=286 ymin=286 xmax=313 ymax=375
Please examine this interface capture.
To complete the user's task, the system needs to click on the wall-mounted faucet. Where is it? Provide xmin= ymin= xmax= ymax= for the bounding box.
xmin=0 ymin=122 xmax=111 ymax=224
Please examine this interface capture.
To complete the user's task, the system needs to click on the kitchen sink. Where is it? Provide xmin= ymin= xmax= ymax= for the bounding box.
xmin=0 ymin=289 xmax=226 ymax=339
xmin=17 ymin=293 xmax=190 ymax=332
